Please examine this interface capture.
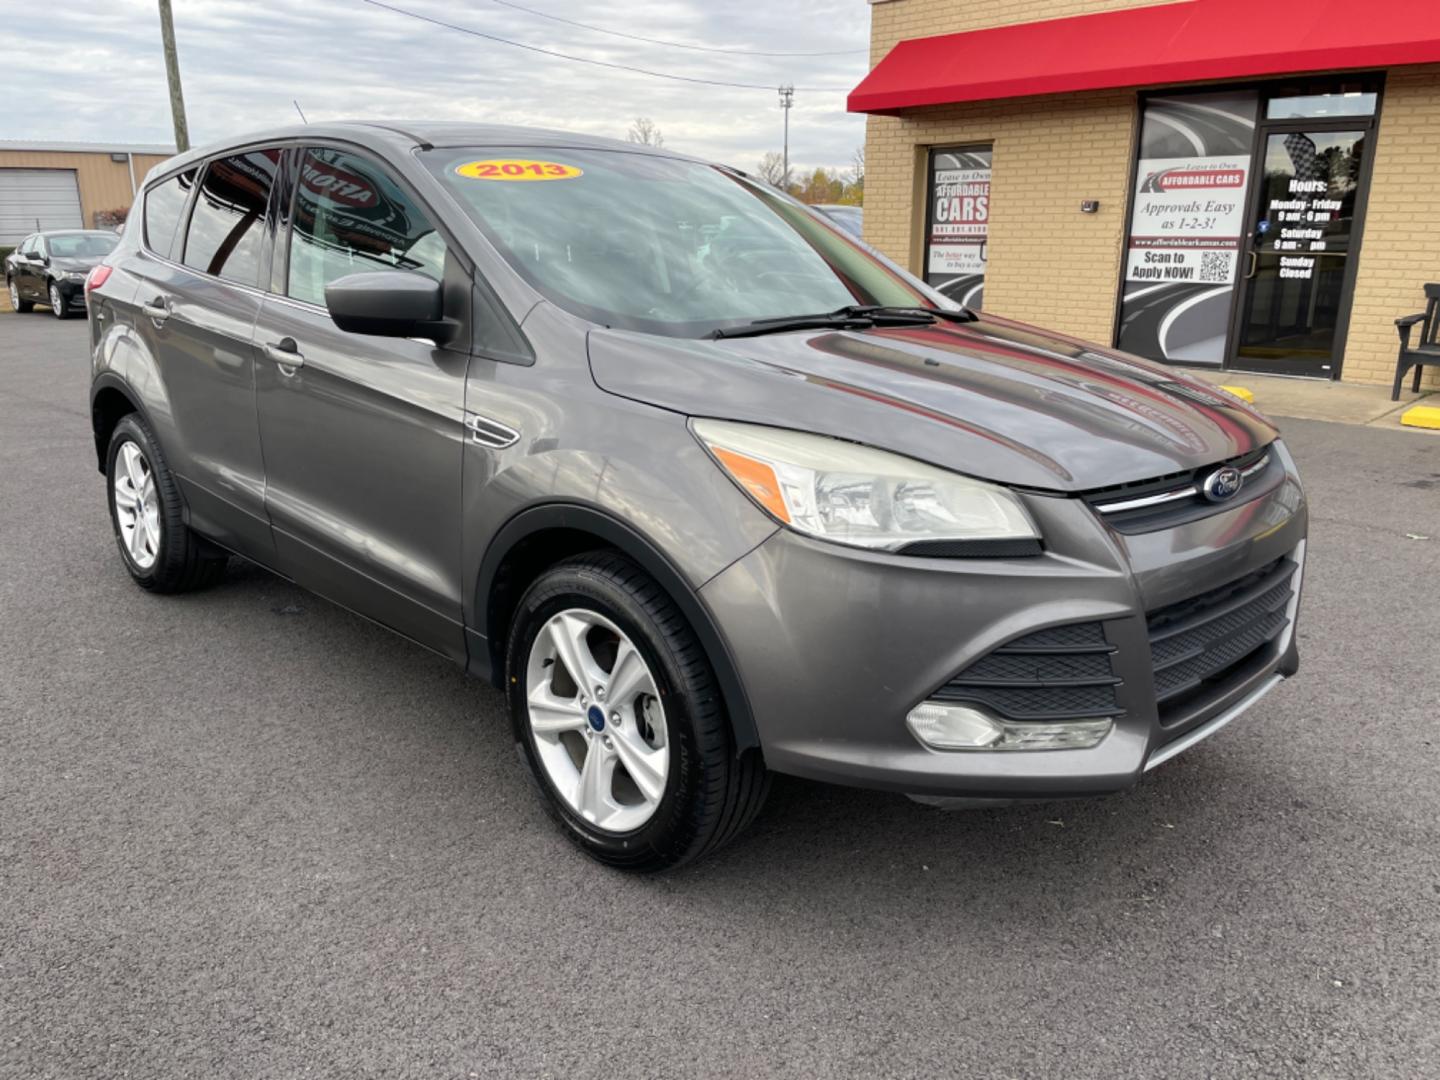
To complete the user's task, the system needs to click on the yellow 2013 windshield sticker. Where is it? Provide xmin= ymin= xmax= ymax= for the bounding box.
xmin=455 ymin=159 xmax=583 ymax=182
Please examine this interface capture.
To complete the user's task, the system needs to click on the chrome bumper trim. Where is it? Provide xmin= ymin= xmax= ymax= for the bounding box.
xmin=1143 ymin=672 xmax=1284 ymax=772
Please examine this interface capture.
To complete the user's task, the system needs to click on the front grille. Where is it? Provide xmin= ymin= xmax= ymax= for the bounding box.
xmin=1082 ymin=444 xmax=1277 ymax=534
xmin=932 ymin=557 xmax=1296 ymax=730
xmin=1147 ymin=557 xmax=1297 ymax=722
xmin=934 ymin=622 xmax=1123 ymax=721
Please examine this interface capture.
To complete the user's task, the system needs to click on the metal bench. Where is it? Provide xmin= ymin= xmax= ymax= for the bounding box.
xmin=1393 ymin=283 xmax=1440 ymax=400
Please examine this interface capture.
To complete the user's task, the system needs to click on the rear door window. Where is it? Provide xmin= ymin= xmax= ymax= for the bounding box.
xmin=286 ymin=147 xmax=446 ymax=306
xmin=181 ymin=150 xmax=280 ymax=285
xmin=143 ymin=168 xmax=197 ymax=260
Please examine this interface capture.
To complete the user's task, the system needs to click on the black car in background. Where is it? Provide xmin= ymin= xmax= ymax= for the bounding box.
xmin=5 ymin=230 xmax=119 ymax=318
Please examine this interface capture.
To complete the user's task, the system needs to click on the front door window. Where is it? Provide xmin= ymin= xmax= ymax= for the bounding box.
xmin=1231 ymin=129 xmax=1367 ymax=377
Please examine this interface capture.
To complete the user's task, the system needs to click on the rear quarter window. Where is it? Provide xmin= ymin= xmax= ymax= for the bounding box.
xmin=143 ymin=168 xmax=197 ymax=261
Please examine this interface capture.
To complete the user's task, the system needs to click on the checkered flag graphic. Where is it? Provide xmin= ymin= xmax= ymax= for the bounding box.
xmin=1283 ymin=133 xmax=1321 ymax=183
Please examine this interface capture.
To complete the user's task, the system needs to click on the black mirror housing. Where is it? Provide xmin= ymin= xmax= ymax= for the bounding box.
xmin=325 ymin=270 xmax=449 ymax=340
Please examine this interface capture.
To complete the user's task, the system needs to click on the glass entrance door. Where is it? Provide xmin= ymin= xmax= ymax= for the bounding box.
xmin=1230 ymin=128 xmax=1368 ymax=377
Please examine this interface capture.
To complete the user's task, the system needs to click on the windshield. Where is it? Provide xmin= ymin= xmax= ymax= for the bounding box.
xmin=47 ymin=233 xmax=119 ymax=259
xmin=422 ymin=147 xmax=930 ymax=336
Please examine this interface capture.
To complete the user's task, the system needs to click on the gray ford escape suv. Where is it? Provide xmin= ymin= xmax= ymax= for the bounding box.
xmin=87 ymin=122 xmax=1306 ymax=870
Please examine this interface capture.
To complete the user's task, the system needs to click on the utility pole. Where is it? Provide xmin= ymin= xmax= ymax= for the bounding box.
xmin=778 ymin=84 xmax=794 ymax=189
xmin=158 ymin=0 xmax=190 ymax=152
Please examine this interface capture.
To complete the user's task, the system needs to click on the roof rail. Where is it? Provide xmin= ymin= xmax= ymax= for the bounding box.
xmin=351 ymin=122 xmax=434 ymax=151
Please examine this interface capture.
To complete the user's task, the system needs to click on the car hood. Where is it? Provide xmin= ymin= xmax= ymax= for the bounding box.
xmin=587 ymin=313 xmax=1278 ymax=492
xmin=50 ymin=256 xmax=104 ymax=273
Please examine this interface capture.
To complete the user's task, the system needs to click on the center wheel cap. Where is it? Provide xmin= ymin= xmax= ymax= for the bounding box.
xmin=586 ymin=705 xmax=606 ymax=732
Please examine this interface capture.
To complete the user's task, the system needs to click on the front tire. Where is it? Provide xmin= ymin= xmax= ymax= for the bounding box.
xmin=507 ymin=552 xmax=769 ymax=872
xmin=48 ymin=283 xmax=70 ymax=319
xmin=106 ymin=413 xmax=227 ymax=593
xmin=7 ymin=278 xmax=33 ymax=313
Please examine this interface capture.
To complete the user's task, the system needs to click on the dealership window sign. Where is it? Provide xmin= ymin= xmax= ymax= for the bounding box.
xmin=1117 ymin=93 xmax=1259 ymax=365
xmin=925 ymin=147 xmax=991 ymax=310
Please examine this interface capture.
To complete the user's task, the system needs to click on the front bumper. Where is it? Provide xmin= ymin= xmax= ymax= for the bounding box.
xmin=53 ymin=278 xmax=88 ymax=304
xmin=699 ymin=442 xmax=1307 ymax=799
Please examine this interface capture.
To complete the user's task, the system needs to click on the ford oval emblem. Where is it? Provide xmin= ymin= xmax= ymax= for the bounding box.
xmin=1202 ymin=465 xmax=1243 ymax=503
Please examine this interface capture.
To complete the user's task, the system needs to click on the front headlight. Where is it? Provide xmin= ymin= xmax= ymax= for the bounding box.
xmin=65 ymin=271 xmax=87 ymax=283
xmin=692 ymin=419 xmax=1038 ymax=552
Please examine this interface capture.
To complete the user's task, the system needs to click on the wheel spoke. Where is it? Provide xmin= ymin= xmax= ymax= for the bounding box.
xmin=127 ymin=517 xmax=148 ymax=560
xmin=527 ymin=683 xmax=587 ymax=734
xmin=123 ymin=444 xmax=147 ymax=493
xmin=547 ymin=613 xmax=603 ymax=694
xmin=575 ymin=740 xmax=616 ymax=824
xmin=610 ymin=726 xmax=666 ymax=804
xmin=143 ymin=513 xmax=162 ymax=553
xmin=113 ymin=480 xmax=139 ymax=512
xmin=606 ymin=639 xmax=653 ymax=706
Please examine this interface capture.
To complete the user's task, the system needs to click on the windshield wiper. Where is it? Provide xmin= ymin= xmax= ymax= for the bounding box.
xmin=710 ymin=303 xmax=973 ymax=340
xmin=836 ymin=304 xmax=976 ymax=324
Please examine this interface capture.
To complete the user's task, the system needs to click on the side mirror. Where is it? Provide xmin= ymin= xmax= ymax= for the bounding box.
xmin=324 ymin=270 xmax=447 ymax=339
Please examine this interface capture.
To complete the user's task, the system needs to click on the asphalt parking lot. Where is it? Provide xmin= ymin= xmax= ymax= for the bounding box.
xmin=2 ymin=311 xmax=1439 ymax=1079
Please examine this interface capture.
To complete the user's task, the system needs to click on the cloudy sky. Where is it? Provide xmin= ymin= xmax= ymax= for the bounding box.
xmin=9 ymin=0 xmax=872 ymax=175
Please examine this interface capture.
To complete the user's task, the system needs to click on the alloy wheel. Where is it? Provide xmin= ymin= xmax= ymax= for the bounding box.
xmin=524 ymin=608 xmax=670 ymax=832
xmin=49 ymin=285 xmax=63 ymax=317
xmin=7 ymin=280 xmax=17 ymax=309
xmin=113 ymin=441 xmax=161 ymax=570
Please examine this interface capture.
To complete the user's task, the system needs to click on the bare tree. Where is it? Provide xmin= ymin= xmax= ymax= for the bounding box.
xmin=756 ymin=151 xmax=788 ymax=188
xmin=627 ymin=117 xmax=665 ymax=147
xmin=848 ymin=146 xmax=865 ymax=191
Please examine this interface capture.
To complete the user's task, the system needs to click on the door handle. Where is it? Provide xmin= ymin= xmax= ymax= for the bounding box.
xmin=1244 ymin=251 xmax=1258 ymax=279
xmin=263 ymin=339 xmax=306 ymax=370
xmin=141 ymin=296 xmax=170 ymax=322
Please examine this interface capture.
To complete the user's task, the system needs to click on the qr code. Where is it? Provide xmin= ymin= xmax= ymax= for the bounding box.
xmin=1199 ymin=251 xmax=1229 ymax=282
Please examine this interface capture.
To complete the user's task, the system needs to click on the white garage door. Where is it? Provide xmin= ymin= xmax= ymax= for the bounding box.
xmin=0 ymin=169 xmax=83 ymax=246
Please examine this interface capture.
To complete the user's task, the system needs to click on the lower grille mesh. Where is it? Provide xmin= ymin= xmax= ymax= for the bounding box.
xmin=933 ymin=556 xmax=1296 ymax=728
xmin=934 ymin=622 xmax=1122 ymax=721
xmin=1147 ymin=557 xmax=1297 ymax=718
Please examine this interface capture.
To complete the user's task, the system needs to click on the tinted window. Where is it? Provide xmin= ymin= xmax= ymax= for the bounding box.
xmin=1266 ymin=91 xmax=1378 ymax=120
xmin=143 ymin=168 xmax=196 ymax=260
xmin=422 ymin=147 xmax=926 ymax=337
xmin=286 ymin=148 xmax=446 ymax=306
xmin=182 ymin=150 xmax=279 ymax=284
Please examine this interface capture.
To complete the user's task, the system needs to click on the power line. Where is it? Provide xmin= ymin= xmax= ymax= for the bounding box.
xmin=360 ymin=0 xmax=853 ymax=93
xmin=479 ymin=0 xmax=867 ymax=58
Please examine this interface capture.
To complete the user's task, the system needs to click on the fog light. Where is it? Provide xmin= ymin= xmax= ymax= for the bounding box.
xmin=906 ymin=702 xmax=1112 ymax=752
xmin=906 ymin=703 xmax=1004 ymax=748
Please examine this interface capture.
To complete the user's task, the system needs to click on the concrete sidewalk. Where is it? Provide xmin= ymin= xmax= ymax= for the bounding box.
xmin=1183 ymin=367 xmax=1438 ymax=431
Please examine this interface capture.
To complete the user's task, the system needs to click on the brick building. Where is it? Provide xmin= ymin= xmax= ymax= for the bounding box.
xmin=853 ymin=0 xmax=1440 ymax=390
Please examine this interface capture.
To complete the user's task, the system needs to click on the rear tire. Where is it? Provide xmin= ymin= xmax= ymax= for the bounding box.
xmin=7 ymin=278 xmax=33 ymax=313
xmin=507 ymin=551 xmax=769 ymax=871
xmin=106 ymin=413 xmax=227 ymax=593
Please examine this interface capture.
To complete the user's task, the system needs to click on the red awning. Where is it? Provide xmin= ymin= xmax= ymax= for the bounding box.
xmin=849 ymin=0 xmax=1440 ymax=114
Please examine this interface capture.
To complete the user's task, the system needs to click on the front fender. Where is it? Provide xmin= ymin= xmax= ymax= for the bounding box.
xmin=471 ymin=501 xmax=766 ymax=752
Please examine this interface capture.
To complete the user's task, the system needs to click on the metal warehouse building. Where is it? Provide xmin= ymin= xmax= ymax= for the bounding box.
xmin=855 ymin=0 xmax=1440 ymax=391
xmin=0 ymin=141 xmax=174 ymax=247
